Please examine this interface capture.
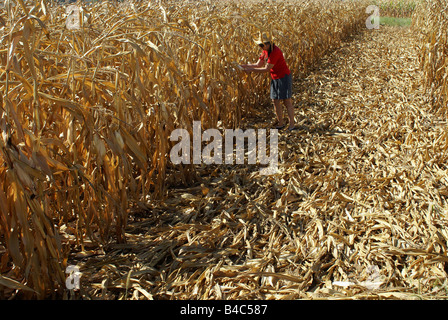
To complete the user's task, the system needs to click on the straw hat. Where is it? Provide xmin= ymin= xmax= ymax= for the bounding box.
xmin=253 ymin=31 xmax=274 ymax=46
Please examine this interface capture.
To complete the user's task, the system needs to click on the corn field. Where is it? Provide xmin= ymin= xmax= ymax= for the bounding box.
xmin=1 ymin=0 xmax=448 ymax=300
xmin=374 ymin=0 xmax=417 ymax=17
xmin=414 ymin=0 xmax=448 ymax=113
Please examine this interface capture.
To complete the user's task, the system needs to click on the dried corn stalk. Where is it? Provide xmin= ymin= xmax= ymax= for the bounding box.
xmin=0 ymin=0 xmax=370 ymax=297
xmin=414 ymin=0 xmax=448 ymax=114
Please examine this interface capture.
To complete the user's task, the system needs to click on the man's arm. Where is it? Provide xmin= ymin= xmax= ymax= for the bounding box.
xmin=243 ymin=63 xmax=274 ymax=73
xmin=240 ymin=58 xmax=265 ymax=69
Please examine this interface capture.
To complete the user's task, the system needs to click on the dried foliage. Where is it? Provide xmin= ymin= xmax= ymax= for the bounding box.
xmin=414 ymin=0 xmax=448 ymax=114
xmin=373 ymin=0 xmax=417 ymax=18
xmin=0 ymin=0 xmax=369 ymax=298
xmin=68 ymin=25 xmax=448 ymax=300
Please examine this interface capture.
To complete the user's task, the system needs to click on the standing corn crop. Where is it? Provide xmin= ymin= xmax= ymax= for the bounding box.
xmin=0 ymin=0 xmax=369 ymax=297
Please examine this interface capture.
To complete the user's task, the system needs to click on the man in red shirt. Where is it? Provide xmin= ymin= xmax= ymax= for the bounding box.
xmin=240 ymin=33 xmax=296 ymax=131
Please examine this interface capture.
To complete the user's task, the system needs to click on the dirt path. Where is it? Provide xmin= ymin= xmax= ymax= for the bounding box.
xmin=74 ymin=26 xmax=448 ymax=300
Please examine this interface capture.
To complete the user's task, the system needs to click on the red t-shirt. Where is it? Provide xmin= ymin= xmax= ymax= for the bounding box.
xmin=259 ymin=45 xmax=290 ymax=80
